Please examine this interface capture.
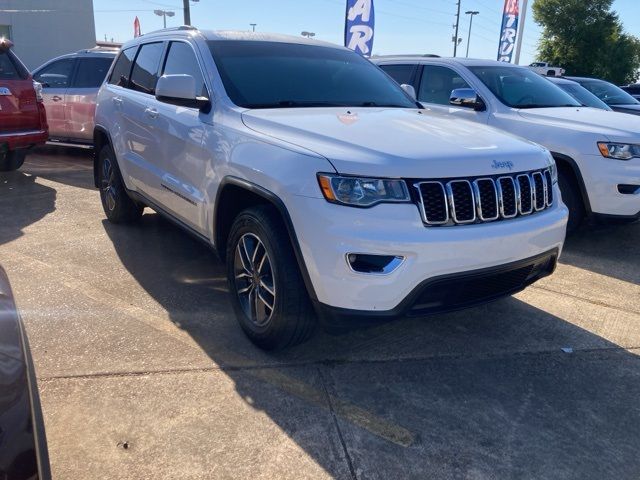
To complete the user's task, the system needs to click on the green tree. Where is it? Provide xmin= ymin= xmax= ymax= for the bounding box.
xmin=533 ymin=0 xmax=640 ymax=84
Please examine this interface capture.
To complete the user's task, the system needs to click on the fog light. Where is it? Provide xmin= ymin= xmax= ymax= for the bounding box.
xmin=346 ymin=253 xmax=405 ymax=275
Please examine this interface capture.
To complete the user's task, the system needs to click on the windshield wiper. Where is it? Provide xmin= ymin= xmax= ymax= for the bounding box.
xmin=245 ymin=100 xmax=350 ymax=109
xmin=358 ymin=101 xmax=412 ymax=108
xmin=517 ymin=104 xmax=580 ymax=109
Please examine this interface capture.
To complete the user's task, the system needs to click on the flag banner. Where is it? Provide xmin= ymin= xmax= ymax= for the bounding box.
xmin=134 ymin=16 xmax=141 ymax=38
xmin=497 ymin=0 xmax=519 ymax=62
xmin=344 ymin=0 xmax=375 ymax=57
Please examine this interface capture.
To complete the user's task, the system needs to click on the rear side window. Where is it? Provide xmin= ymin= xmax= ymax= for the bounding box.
xmin=33 ymin=58 xmax=75 ymax=88
xmin=379 ymin=64 xmax=416 ymax=86
xmin=73 ymin=57 xmax=114 ymax=88
xmin=162 ymin=41 xmax=208 ymax=97
xmin=108 ymin=47 xmax=136 ymax=87
xmin=0 ymin=51 xmax=26 ymax=80
xmin=130 ymin=42 xmax=164 ymax=95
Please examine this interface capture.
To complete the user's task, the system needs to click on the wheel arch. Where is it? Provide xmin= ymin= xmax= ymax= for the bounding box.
xmin=213 ymin=177 xmax=318 ymax=301
xmin=550 ymin=151 xmax=592 ymax=214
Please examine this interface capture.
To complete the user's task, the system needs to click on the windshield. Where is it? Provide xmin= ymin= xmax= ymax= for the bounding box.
xmin=557 ymin=83 xmax=611 ymax=110
xmin=577 ymin=80 xmax=640 ymax=106
xmin=207 ymin=40 xmax=416 ymax=109
xmin=468 ymin=65 xmax=581 ymax=109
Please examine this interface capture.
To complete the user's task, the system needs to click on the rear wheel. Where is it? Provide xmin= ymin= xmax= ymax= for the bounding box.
xmin=558 ymin=168 xmax=584 ymax=234
xmin=0 ymin=150 xmax=26 ymax=172
xmin=226 ymin=205 xmax=316 ymax=350
xmin=98 ymin=145 xmax=143 ymax=223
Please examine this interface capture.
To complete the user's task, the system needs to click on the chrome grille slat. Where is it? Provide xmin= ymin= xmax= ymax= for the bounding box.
xmin=414 ymin=168 xmax=553 ymax=227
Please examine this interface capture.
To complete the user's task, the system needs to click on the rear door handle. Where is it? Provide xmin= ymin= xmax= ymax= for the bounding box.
xmin=112 ymin=97 xmax=123 ymax=106
xmin=144 ymin=107 xmax=159 ymax=119
xmin=52 ymin=95 xmax=62 ymax=102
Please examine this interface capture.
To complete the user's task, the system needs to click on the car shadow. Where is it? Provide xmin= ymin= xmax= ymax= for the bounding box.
xmin=23 ymin=146 xmax=95 ymax=191
xmin=560 ymin=220 xmax=640 ymax=285
xmin=0 ymin=169 xmax=56 ymax=246
xmin=102 ymin=212 xmax=640 ymax=479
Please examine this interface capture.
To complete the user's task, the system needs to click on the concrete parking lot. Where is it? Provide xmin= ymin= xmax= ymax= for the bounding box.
xmin=1 ymin=148 xmax=639 ymax=479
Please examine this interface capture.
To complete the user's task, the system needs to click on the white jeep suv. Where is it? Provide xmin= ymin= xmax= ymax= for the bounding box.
xmin=374 ymin=57 xmax=640 ymax=231
xmin=94 ymin=28 xmax=567 ymax=349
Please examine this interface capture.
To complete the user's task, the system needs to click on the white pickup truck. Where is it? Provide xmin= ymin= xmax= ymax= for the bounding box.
xmin=528 ymin=62 xmax=565 ymax=77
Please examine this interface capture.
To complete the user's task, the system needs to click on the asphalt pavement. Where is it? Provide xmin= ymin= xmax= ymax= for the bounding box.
xmin=0 ymin=147 xmax=639 ymax=479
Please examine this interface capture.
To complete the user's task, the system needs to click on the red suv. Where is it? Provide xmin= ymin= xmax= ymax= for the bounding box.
xmin=0 ymin=38 xmax=48 ymax=171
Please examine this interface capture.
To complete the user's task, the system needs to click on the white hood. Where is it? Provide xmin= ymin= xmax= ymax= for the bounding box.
xmin=517 ymin=107 xmax=640 ymax=142
xmin=242 ymin=107 xmax=549 ymax=178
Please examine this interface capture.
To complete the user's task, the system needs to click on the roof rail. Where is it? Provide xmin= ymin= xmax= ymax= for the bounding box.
xmin=371 ymin=54 xmax=441 ymax=59
xmin=143 ymin=25 xmax=199 ymax=36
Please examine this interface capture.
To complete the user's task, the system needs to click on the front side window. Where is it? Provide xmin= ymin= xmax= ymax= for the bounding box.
xmin=207 ymin=41 xmax=416 ymax=109
xmin=162 ymin=42 xmax=208 ymax=97
xmin=130 ymin=42 xmax=164 ymax=95
xmin=579 ymin=80 xmax=639 ymax=106
xmin=74 ymin=57 xmax=114 ymax=88
xmin=418 ymin=65 xmax=471 ymax=105
xmin=468 ymin=65 xmax=580 ymax=109
xmin=108 ymin=47 xmax=136 ymax=87
xmin=33 ymin=58 xmax=75 ymax=88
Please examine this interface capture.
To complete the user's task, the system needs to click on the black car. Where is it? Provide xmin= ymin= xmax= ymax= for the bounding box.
xmin=620 ymin=83 xmax=640 ymax=101
xmin=567 ymin=76 xmax=640 ymax=115
xmin=0 ymin=266 xmax=50 ymax=480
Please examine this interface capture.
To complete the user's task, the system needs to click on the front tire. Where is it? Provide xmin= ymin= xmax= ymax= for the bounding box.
xmin=0 ymin=150 xmax=26 ymax=172
xmin=98 ymin=145 xmax=143 ymax=223
xmin=226 ymin=205 xmax=316 ymax=350
xmin=558 ymin=169 xmax=584 ymax=234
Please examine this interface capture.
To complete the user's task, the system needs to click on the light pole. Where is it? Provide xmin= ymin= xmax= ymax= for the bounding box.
xmin=453 ymin=0 xmax=461 ymax=57
xmin=465 ymin=10 xmax=479 ymax=58
xmin=183 ymin=0 xmax=199 ymax=26
xmin=301 ymin=31 xmax=315 ymax=38
xmin=250 ymin=23 xmax=257 ymax=32
xmin=154 ymin=9 xmax=175 ymax=29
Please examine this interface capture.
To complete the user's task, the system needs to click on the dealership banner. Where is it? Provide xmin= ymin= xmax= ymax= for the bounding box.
xmin=497 ymin=0 xmax=519 ymax=62
xmin=344 ymin=0 xmax=375 ymax=56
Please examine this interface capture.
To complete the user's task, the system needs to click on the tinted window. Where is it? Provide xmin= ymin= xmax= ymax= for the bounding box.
xmin=162 ymin=42 xmax=207 ymax=97
xmin=34 ymin=58 xmax=75 ymax=88
xmin=130 ymin=42 xmax=164 ymax=95
xmin=468 ymin=66 xmax=580 ymax=109
xmin=379 ymin=64 xmax=416 ymax=86
xmin=0 ymin=50 xmax=28 ymax=80
xmin=578 ymin=80 xmax=639 ymax=106
xmin=108 ymin=47 xmax=136 ymax=87
xmin=73 ymin=57 xmax=114 ymax=88
xmin=208 ymin=41 xmax=416 ymax=109
xmin=418 ymin=65 xmax=470 ymax=105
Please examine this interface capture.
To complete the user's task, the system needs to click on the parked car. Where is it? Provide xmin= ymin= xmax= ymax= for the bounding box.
xmin=0 ymin=38 xmax=48 ymax=171
xmin=0 ymin=266 xmax=51 ymax=480
xmin=374 ymin=57 xmax=640 ymax=231
xmin=620 ymin=83 xmax=640 ymax=101
xmin=528 ymin=61 xmax=565 ymax=77
xmin=32 ymin=48 xmax=117 ymax=146
xmin=567 ymin=77 xmax=640 ymax=116
xmin=94 ymin=28 xmax=567 ymax=349
xmin=546 ymin=77 xmax=612 ymax=111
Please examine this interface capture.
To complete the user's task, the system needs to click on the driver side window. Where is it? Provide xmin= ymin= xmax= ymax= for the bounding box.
xmin=418 ymin=65 xmax=470 ymax=105
xmin=34 ymin=58 xmax=75 ymax=88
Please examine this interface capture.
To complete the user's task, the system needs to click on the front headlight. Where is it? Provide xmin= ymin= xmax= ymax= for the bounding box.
xmin=317 ymin=174 xmax=410 ymax=207
xmin=597 ymin=142 xmax=640 ymax=160
xmin=546 ymin=152 xmax=558 ymax=184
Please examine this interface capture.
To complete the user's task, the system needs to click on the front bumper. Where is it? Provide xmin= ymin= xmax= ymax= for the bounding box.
xmin=579 ymin=154 xmax=640 ymax=217
xmin=288 ymin=189 xmax=568 ymax=313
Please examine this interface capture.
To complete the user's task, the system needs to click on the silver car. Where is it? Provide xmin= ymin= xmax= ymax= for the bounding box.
xmin=32 ymin=49 xmax=117 ymax=146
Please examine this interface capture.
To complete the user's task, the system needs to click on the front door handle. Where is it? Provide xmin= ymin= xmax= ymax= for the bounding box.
xmin=112 ymin=97 xmax=123 ymax=106
xmin=144 ymin=107 xmax=159 ymax=119
xmin=52 ymin=95 xmax=62 ymax=102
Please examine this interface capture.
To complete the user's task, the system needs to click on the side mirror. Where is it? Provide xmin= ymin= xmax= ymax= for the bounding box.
xmin=156 ymin=74 xmax=210 ymax=111
xmin=400 ymin=84 xmax=416 ymax=100
xmin=449 ymin=88 xmax=486 ymax=111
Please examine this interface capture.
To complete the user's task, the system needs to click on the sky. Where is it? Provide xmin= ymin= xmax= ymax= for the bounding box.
xmin=93 ymin=0 xmax=640 ymax=66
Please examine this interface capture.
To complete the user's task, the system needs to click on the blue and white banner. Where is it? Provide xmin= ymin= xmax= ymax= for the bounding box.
xmin=344 ymin=0 xmax=375 ymax=57
xmin=497 ymin=0 xmax=519 ymax=62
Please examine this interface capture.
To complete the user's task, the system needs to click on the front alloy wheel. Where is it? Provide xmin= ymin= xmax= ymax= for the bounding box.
xmin=101 ymin=155 xmax=117 ymax=212
xmin=234 ymin=233 xmax=276 ymax=327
